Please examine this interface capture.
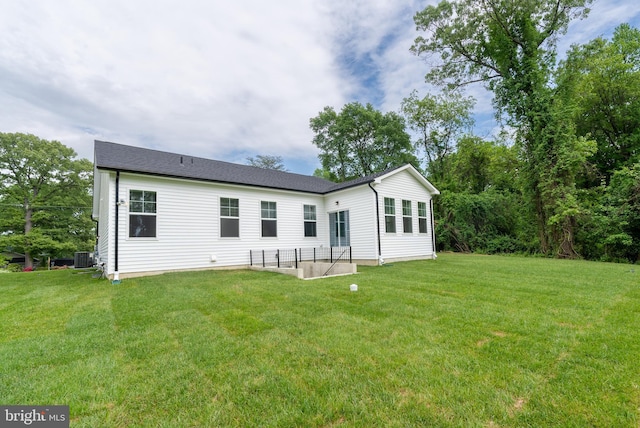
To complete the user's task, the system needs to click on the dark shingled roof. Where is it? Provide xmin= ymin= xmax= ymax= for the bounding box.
xmin=94 ymin=140 xmax=398 ymax=194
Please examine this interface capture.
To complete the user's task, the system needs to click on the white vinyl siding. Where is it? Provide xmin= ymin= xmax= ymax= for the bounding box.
xmin=375 ymin=169 xmax=436 ymax=261
xmin=95 ymin=165 xmax=436 ymax=277
xmin=111 ymin=173 xmax=327 ymax=276
xmin=94 ymin=170 xmax=114 ymax=273
xmin=324 ymin=186 xmax=378 ymax=261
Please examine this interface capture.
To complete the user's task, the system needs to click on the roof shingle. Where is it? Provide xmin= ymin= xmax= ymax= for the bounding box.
xmin=94 ymin=140 xmax=396 ymax=194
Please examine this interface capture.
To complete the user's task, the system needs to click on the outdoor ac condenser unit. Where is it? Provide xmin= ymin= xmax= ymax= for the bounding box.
xmin=74 ymin=252 xmax=92 ymax=269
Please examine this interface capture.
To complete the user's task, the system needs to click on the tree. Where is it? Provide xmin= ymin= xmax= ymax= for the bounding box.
xmin=580 ymin=164 xmax=640 ymax=262
xmin=246 ymin=155 xmax=287 ymax=171
xmin=450 ymin=136 xmax=520 ymax=194
xmin=553 ymin=24 xmax=640 ymax=262
xmin=400 ymin=89 xmax=474 ymax=184
xmin=556 ymin=23 xmax=640 ymax=185
xmin=0 ymin=133 xmax=93 ymax=269
xmin=604 ymin=165 xmax=640 ymax=262
xmin=412 ymin=0 xmax=595 ymax=257
xmin=310 ymin=102 xmax=417 ymax=182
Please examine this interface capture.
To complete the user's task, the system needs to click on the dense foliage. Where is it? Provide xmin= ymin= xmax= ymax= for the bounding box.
xmin=427 ymin=22 xmax=640 ymax=262
xmin=310 ymin=102 xmax=418 ymax=181
xmin=401 ymin=90 xmax=474 ymax=185
xmin=310 ymin=12 xmax=639 ymax=262
xmin=412 ymin=0 xmax=598 ymax=258
xmin=0 ymin=133 xmax=94 ymax=268
xmin=430 ymin=21 xmax=640 ymax=262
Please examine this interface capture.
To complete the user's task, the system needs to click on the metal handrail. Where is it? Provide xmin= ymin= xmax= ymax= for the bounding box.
xmin=322 ymin=247 xmax=350 ymax=276
xmin=249 ymin=247 xmax=351 ymax=268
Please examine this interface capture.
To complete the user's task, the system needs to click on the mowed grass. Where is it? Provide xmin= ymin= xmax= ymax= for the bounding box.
xmin=0 ymin=254 xmax=639 ymax=427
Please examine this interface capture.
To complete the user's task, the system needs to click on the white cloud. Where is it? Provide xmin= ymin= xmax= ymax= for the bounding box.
xmin=0 ymin=0 xmax=637 ymax=173
xmin=0 ymin=0 xmax=346 ymax=171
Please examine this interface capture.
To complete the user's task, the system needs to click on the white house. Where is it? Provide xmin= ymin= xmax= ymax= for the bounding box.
xmin=92 ymin=140 xmax=439 ymax=279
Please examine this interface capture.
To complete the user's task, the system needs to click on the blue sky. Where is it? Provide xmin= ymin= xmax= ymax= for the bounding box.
xmin=1 ymin=0 xmax=639 ymax=175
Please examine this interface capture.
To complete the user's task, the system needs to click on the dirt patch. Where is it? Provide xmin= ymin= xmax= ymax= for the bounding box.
xmin=476 ymin=338 xmax=490 ymax=347
xmin=508 ymin=397 xmax=528 ymax=417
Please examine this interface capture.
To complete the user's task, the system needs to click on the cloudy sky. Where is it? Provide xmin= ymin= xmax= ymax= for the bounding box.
xmin=1 ymin=0 xmax=639 ymax=174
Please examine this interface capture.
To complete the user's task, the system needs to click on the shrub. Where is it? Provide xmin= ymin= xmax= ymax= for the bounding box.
xmin=434 ymin=190 xmax=526 ymax=253
xmin=6 ymin=264 xmax=23 ymax=272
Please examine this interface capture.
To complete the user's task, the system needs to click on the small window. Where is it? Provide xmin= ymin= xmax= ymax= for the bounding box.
xmin=129 ymin=190 xmax=157 ymax=238
xmin=304 ymin=204 xmax=317 ymax=237
xmin=220 ymin=197 xmax=239 ymax=238
xmin=261 ymin=201 xmax=277 ymax=237
xmin=384 ymin=197 xmax=396 ymax=233
xmin=402 ymin=200 xmax=413 ymax=233
xmin=418 ymin=202 xmax=428 ymax=234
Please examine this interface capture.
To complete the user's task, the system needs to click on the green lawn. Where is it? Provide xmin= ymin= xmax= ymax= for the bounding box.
xmin=1 ymin=254 xmax=639 ymax=427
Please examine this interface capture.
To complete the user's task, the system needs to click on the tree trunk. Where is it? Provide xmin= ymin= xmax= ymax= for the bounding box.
xmin=534 ymin=188 xmax=550 ymax=255
xmin=557 ymin=218 xmax=580 ymax=259
xmin=24 ymin=203 xmax=33 ymax=270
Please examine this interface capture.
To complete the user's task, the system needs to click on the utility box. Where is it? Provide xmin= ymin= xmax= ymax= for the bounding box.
xmin=74 ymin=252 xmax=92 ymax=268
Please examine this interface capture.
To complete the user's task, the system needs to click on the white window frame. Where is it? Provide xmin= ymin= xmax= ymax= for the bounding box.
xmin=128 ymin=189 xmax=157 ymax=238
xmin=402 ymin=200 xmax=413 ymax=234
xmin=418 ymin=201 xmax=428 ymax=234
xmin=384 ymin=197 xmax=396 ymax=233
xmin=261 ymin=201 xmax=277 ymax=237
xmin=220 ymin=197 xmax=240 ymax=238
xmin=303 ymin=204 xmax=317 ymax=237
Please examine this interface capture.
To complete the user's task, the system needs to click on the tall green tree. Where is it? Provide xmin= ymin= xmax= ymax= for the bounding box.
xmin=412 ymin=0 xmax=596 ymax=257
xmin=400 ymin=90 xmax=474 ymax=184
xmin=557 ymin=23 xmax=640 ymax=185
xmin=310 ymin=102 xmax=417 ymax=182
xmin=0 ymin=133 xmax=93 ymax=269
xmin=555 ymin=24 xmax=640 ymax=262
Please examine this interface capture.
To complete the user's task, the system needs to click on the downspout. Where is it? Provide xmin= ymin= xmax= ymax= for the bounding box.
xmin=368 ymin=182 xmax=382 ymax=264
xmin=92 ymin=217 xmax=99 ymax=259
xmin=114 ymin=171 xmax=120 ymax=278
xmin=430 ymin=198 xmax=437 ymax=259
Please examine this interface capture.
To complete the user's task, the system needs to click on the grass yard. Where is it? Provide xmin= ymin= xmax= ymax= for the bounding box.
xmin=0 ymin=253 xmax=639 ymax=427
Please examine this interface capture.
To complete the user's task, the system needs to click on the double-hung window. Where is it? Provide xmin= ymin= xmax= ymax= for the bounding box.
xmin=418 ymin=202 xmax=428 ymax=234
xmin=384 ymin=197 xmax=396 ymax=233
xmin=303 ymin=204 xmax=317 ymax=237
xmin=261 ymin=201 xmax=277 ymax=237
xmin=220 ymin=197 xmax=239 ymax=238
xmin=129 ymin=190 xmax=157 ymax=238
xmin=402 ymin=200 xmax=413 ymax=233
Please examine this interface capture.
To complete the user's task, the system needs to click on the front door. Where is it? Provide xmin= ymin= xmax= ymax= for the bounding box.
xmin=329 ymin=210 xmax=350 ymax=247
